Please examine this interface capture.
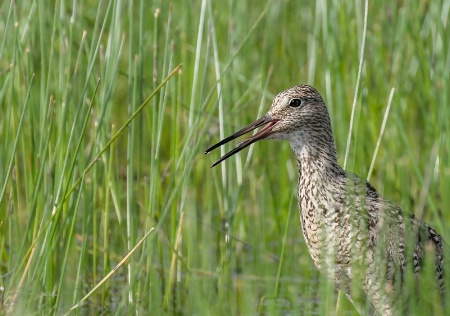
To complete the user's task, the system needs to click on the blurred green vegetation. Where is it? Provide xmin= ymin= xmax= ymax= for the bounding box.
xmin=0 ymin=0 xmax=449 ymax=314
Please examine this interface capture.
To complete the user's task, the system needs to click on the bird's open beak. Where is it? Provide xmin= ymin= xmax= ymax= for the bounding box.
xmin=205 ymin=115 xmax=279 ymax=167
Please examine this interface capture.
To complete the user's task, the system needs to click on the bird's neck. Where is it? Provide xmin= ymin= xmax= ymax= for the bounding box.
xmin=290 ymin=133 xmax=343 ymax=269
xmin=289 ymin=135 xmax=342 ymax=183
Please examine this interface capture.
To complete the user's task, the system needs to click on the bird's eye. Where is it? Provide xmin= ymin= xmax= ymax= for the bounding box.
xmin=289 ymin=98 xmax=303 ymax=108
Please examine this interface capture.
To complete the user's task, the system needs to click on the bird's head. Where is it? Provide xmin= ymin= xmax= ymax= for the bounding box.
xmin=205 ymin=84 xmax=331 ymax=167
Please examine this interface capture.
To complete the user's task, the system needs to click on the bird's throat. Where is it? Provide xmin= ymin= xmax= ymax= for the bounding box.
xmin=290 ymin=139 xmax=340 ymax=182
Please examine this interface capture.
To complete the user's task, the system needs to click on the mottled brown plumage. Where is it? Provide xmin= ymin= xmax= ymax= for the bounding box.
xmin=206 ymin=84 xmax=444 ymax=315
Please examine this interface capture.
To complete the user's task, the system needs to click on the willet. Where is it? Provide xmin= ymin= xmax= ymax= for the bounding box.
xmin=205 ymin=84 xmax=444 ymax=315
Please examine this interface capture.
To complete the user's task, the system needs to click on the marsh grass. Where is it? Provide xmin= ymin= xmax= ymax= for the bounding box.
xmin=0 ymin=0 xmax=449 ymax=315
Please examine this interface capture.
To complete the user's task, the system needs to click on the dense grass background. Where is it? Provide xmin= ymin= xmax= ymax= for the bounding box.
xmin=0 ymin=0 xmax=449 ymax=315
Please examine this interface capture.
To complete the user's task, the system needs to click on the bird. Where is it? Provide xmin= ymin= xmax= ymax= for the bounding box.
xmin=205 ymin=84 xmax=445 ymax=315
